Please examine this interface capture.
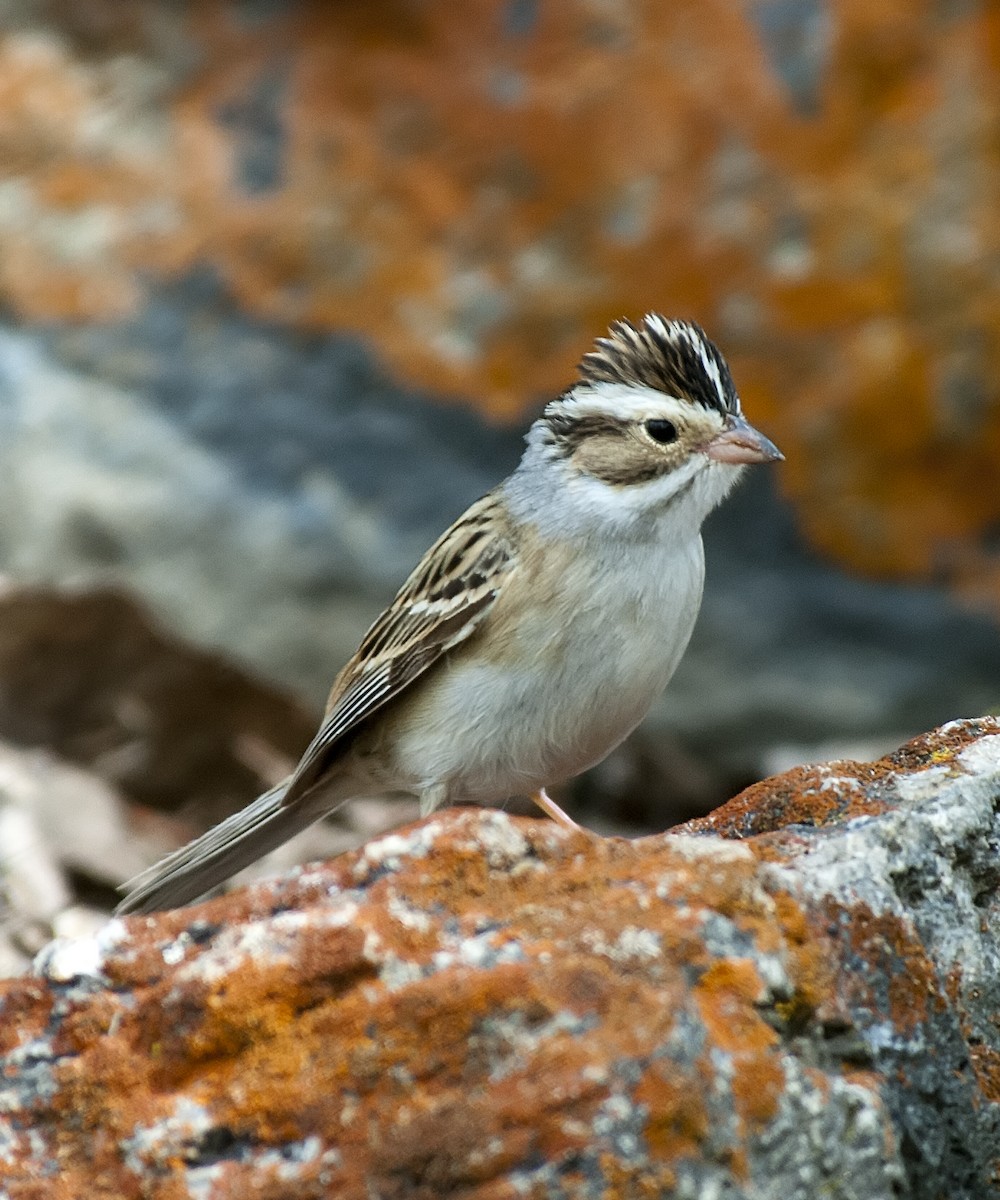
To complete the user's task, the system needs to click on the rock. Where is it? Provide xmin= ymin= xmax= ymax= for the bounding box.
xmin=0 ymin=787 xmax=68 ymax=978
xmin=0 ymin=584 xmax=316 ymax=830
xmin=0 ymin=585 xmax=344 ymax=953
xmin=0 ymin=301 xmax=522 ymax=703
xmin=0 ymin=741 xmax=145 ymax=886
xmin=0 ymin=737 xmax=148 ymax=975
xmin=647 ymin=470 xmax=1000 ymax=798
xmin=0 ymin=726 xmax=414 ymax=976
xmin=0 ymin=585 xmax=424 ymax=927
xmin=3 ymin=717 xmax=1000 ymax=1198
xmin=0 ymin=739 xmax=129 ymax=975
xmin=0 ymin=4 xmax=995 ymax=590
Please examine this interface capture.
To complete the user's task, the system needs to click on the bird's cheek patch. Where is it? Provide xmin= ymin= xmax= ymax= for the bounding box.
xmin=572 ymin=433 xmax=680 ymax=487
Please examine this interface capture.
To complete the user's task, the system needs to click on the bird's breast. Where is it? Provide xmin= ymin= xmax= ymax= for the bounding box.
xmin=388 ymin=532 xmax=706 ymax=804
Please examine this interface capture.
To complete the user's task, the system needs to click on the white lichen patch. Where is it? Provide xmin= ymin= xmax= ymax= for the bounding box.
xmin=377 ymin=954 xmax=425 ymax=991
xmin=165 ymin=899 xmax=363 ymax=991
xmin=0 ymin=1108 xmax=20 ymax=1162
xmin=754 ymin=1055 xmax=903 ymax=1197
xmin=432 ymin=930 xmax=525 ymax=973
xmin=819 ymin=771 xmax=865 ymax=793
xmin=580 ymin=925 xmax=661 ymax=965
xmin=894 ymin=765 xmax=953 ymax=803
xmin=0 ymin=1121 xmax=49 ymax=1173
xmin=360 ymin=928 xmax=384 ymax=965
xmin=356 ymin=900 xmax=534 ymax=992
xmin=385 ymin=890 xmax=432 ymax=933
xmin=121 ymin=1095 xmax=216 ymax=1174
xmin=471 ymin=1007 xmax=594 ymax=1082
xmin=0 ymin=1037 xmax=61 ymax=1119
xmin=361 ymin=928 xmax=424 ymax=991
xmin=613 ymin=926 xmax=661 ymax=962
xmin=160 ymin=938 xmax=187 ymax=967
xmin=656 ymin=834 xmax=754 ymax=865
xmin=34 ymin=933 xmax=106 ymax=983
xmin=467 ymin=810 xmax=532 ymax=870
xmin=159 ymin=906 xmax=338 ymax=970
xmin=590 ymin=1090 xmax=647 ymax=1160
xmin=353 ymin=819 xmax=444 ymax=880
xmin=275 ymin=901 xmax=361 ymax=934
xmin=651 ymin=834 xmax=757 ymax=903
xmin=862 ymin=1019 xmax=927 ymax=1056
xmin=957 ymin=733 xmax=1000 ymax=776
xmin=169 ymin=919 xmax=286 ymax=988
xmin=33 ymin=916 xmax=130 ymax=984
xmin=754 ymin=950 xmax=792 ymax=998
xmin=251 ymin=1136 xmax=326 ymax=1181
xmin=184 ymin=1162 xmax=226 ymax=1200
xmin=767 ymin=823 xmax=895 ymax=911
xmin=770 ymin=722 xmax=1000 ymax=943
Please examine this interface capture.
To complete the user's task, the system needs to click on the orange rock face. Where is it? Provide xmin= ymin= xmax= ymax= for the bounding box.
xmin=0 ymin=4 xmax=995 ymax=590
xmin=3 ymin=717 xmax=1000 ymax=1196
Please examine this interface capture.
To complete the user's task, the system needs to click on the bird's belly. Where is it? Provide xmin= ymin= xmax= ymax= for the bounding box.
xmin=389 ymin=537 xmax=704 ymax=804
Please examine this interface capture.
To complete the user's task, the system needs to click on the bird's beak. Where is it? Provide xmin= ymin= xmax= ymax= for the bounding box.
xmin=704 ymin=414 xmax=783 ymax=465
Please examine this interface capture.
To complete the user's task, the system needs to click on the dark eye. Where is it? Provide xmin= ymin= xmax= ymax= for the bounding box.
xmin=645 ymin=419 xmax=678 ymax=444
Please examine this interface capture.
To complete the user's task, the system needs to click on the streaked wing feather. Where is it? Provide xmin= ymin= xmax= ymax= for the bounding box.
xmin=280 ymin=493 xmax=513 ymax=806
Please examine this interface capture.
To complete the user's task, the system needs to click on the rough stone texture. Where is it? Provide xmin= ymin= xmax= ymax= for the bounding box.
xmin=2 ymin=717 xmax=999 ymax=1198
xmin=0 ymin=289 xmax=522 ymax=704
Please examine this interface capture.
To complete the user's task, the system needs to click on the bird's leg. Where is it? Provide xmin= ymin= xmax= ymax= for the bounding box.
xmin=529 ymin=787 xmax=583 ymax=831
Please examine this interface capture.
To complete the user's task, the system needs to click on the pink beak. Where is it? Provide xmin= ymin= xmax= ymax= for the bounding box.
xmin=704 ymin=414 xmax=783 ymax=465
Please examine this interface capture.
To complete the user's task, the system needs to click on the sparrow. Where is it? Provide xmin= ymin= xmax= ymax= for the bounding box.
xmin=118 ymin=315 xmax=782 ymax=914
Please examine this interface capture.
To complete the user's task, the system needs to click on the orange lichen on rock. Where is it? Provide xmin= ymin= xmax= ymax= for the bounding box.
xmin=696 ymin=959 xmax=772 ymax=1051
xmin=682 ymin=717 xmax=998 ymax=840
xmin=3 ymin=718 xmax=1000 ymax=1196
xmin=695 ymin=959 xmax=784 ymax=1132
xmin=635 ymin=1061 xmax=709 ymax=1164
xmin=0 ymin=5 xmax=996 ymax=597
xmin=0 ymin=822 xmax=847 ymax=1195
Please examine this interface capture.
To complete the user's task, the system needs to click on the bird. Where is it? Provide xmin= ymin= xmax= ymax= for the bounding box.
xmin=117 ymin=315 xmax=782 ymax=914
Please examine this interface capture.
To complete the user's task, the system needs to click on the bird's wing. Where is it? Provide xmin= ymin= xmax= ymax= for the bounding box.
xmin=280 ymin=491 xmax=515 ymax=807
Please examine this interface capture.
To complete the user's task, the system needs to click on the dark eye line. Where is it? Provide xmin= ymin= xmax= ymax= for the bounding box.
xmin=547 ymin=411 xmax=631 ymax=456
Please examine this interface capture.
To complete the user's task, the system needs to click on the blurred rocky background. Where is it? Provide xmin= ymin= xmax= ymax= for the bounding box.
xmin=0 ymin=0 xmax=997 ymax=964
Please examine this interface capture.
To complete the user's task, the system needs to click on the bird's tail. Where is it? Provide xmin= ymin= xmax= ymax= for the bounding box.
xmin=115 ymin=781 xmax=325 ymax=916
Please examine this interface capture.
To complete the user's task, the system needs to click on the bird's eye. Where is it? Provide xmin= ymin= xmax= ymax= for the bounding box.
xmin=645 ymin=419 xmax=678 ymax=445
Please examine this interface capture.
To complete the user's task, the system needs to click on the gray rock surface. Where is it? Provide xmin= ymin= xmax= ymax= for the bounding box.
xmin=0 ymin=742 xmax=130 ymax=975
xmin=0 ymin=275 xmax=520 ymax=700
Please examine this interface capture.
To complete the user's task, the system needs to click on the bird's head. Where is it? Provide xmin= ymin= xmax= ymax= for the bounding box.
xmin=512 ymin=315 xmax=782 ymax=538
